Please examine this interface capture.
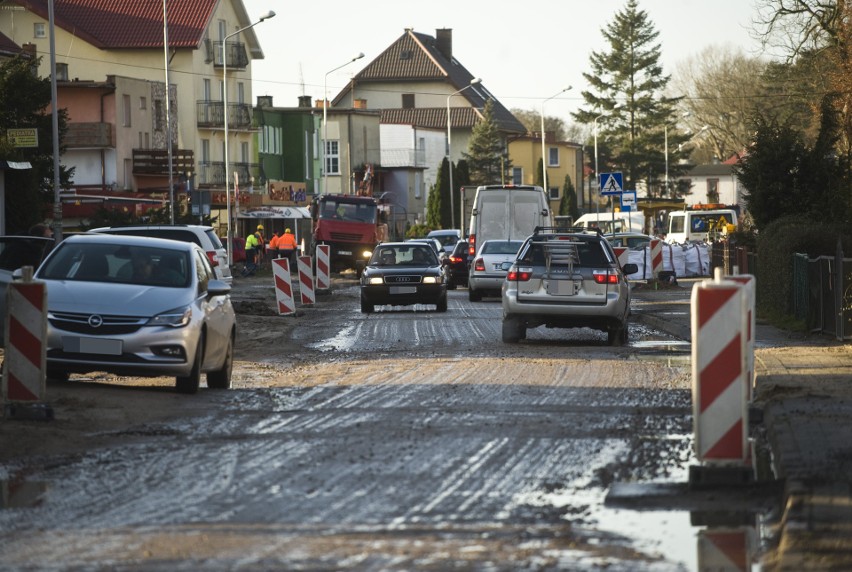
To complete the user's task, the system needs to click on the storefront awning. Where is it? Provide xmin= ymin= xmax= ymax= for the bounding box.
xmin=237 ymin=206 xmax=311 ymax=219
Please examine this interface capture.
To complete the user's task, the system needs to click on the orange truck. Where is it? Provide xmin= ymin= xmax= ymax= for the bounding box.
xmin=310 ymin=194 xmax=380 ymax=275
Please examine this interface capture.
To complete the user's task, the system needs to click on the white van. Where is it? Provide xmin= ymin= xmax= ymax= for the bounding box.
xmin=574 ymin=211 xmax=646 ymax=234
xmin=467 ymin=185 xmax=552 ymax=256
xmin=665 ymin=206 xmax=738 ymax=244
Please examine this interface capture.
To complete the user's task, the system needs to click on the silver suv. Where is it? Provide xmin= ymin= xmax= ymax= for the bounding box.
xmin=501 ymin=227 xmax=638 ymax=345
xmin=88 ymin=225 xmax=232 ymax=283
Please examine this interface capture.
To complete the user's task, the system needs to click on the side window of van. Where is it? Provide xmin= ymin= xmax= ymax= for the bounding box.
xmin=670 ymin=216 xmax=684 ymax=234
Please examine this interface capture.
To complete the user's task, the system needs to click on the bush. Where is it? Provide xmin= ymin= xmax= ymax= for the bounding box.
xmin=756 ymin=216 xmax=852 ymax=316
xmin=405 ymin=223 xmax=432 ymax=239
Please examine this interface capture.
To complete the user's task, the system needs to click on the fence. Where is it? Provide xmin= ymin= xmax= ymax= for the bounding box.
xmin=792 ymin=245 xmax=852 ymax=341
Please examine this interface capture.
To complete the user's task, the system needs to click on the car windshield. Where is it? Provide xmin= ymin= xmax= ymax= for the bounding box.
xmin=482 ymin=240 xmax=522 ymax=255
xmin=319 ymin=200 xmax=377 ymax=223
xmin=38 ymin=242 xmax=191 ymax=287
xmin=371 ymin=245 xmax=437 ymax=267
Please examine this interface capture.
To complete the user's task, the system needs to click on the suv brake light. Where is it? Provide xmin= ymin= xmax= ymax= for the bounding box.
xmin=206 ymin=250 xmax=219 ymax=267
xmin=507 ymin=267 xmax=532 ymax=282
xmin=593 ymin=270 xmax=619 ymax=284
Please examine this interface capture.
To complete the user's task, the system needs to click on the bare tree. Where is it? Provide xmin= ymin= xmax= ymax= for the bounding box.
xmin=671 ymin=46 xmax=769 ymax=163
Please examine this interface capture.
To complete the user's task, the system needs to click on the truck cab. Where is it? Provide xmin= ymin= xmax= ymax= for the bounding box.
xmin=311 ymin=194 xmax=379 ymax=275
xmin=665 ymin=204 xmax=738 ymax=244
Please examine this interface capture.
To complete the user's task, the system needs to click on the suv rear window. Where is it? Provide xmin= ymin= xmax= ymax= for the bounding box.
xmin=204 ymin=229 xmax=224 ymax=249
xmin=520 ymin=237 xmax=610 ymax=267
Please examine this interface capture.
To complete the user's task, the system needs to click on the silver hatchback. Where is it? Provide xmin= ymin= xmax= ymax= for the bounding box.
xmin=35 ymin=234 xmax=236 ymax=393
xmin=501 ymin=228 xmax=638 ymax=345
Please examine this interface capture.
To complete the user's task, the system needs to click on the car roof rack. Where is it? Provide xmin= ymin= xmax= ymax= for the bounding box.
xmin=533 ymin=226 xmax=602 ymax=236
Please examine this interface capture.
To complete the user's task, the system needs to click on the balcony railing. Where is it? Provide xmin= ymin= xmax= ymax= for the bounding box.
xmin=64 ymin=122 xmax=113 ymax=148
xmin=380 ymin=148 xmax=427 ymax=168
xmin=196 ymin=101 xmax=253 ymax=129
xmin=132 ymin=148 xmax=195 ymax=176
xmin=205 ymin=39 xmax=249 ymax=69
xmin=197 ymin=161 xmax=260 ymax=187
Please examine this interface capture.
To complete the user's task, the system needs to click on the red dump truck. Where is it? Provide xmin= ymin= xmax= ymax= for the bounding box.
xmin=310 ymin=194 xmax=379 ymax=275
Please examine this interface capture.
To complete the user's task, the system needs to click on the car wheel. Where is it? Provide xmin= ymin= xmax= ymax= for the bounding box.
xmin=176 ymin=333 xmax=203 ymax=394
xmin=447 ymin=281 xmax=457 ymax=291
xmin=360 ymin=295 xmax=374 ymax=314
xmin=436 ymin=294 xmax=448 ymax=313
xmin=469 ymin=287 xmax=482 ymax=302
xmin=502 ymin=316 xmax=523 ymax=343
xmin=608 ymin=325 xmax=627 ymax=347
xmin=206 ymin=331 xmax=234 ymax=390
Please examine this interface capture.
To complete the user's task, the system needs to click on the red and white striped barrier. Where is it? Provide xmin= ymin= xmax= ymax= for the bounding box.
xmin=691 ymin=268 xmax=749 ymax=463
xmin=698 ymin=528 xmax=753 ymax=572
xmin=272 ymin=258 xmax=295 ymax=316
xmin=315 ymin=244 xmax=331 ymax=291
xmin=2 ymin=273 xmax=47 ymax=403
xmin=729 ymin=274 xmax=756 ymax=399
xmin=613 ymin=246 xmax=629 ymax=269
xmin=649 ymin=238 xmax=663 ymax=278
xmin=297 ymin=255 xmax=316 ymax=306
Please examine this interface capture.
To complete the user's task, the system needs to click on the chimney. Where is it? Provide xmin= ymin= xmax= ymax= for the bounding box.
xmin=436 ymin=28 xmax=452 ymax=60
xmin=257 ymin=95 xmax=273 ymax=108
xmin=298 ymin=95 xmax=312 ymax=108
xmin=353 ymin=98 xmax=367 ymax=109
xmin=21 ymin=43 xmax=36 ymax=58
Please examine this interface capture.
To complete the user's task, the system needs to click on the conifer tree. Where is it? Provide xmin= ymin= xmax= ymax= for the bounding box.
xmin=573 ymin=0 xmax=686 ymax=196
xmin=559 ymin=175 xmax=580 ymax=220
xmin=463 ymin=99 xmax=510 ymax=185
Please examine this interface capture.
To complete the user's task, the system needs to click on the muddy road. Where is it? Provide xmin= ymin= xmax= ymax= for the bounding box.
xmin=0 ymin=274 xmax=700 ymax=570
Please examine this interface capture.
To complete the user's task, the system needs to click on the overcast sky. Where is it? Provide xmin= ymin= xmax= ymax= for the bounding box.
xmin=242 ymin=0 xmax=764 ymax=125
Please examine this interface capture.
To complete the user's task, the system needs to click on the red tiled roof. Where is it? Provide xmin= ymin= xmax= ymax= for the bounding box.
xmin=16 ymin=0 xmax=216 ymax=49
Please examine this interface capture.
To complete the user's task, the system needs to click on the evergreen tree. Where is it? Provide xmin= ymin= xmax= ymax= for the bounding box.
xmin=559 ymin=175 xmax=580 ymax=220
xmin=455 ymin=160 xmax=471 ymax=230
xmin=572 ymin=0 xmax=686 ymax=196
xmin=425 ymin=159 xmax=446 ymax=228
xmin=463 ymin=99 xmax=510 ymax=185
xmin=0 ymin=55 xmax=72 ymax=233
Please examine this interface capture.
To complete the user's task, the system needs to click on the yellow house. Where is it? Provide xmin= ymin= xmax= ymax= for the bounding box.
xmin=508 ymin=132 xmax=584 ymax=215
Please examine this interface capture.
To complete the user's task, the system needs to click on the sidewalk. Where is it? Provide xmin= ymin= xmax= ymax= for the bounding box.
xmin=631 ymin=279 xmax=852 ymax=570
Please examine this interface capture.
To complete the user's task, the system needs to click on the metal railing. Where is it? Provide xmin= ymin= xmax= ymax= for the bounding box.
xmin=792 ymin=245 xmax=851 ymax=340
xmin=196 ymin=101 xmax=253 ymax=129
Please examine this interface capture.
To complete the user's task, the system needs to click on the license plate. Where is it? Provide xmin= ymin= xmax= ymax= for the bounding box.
xmin=63 ymin=336 xmax=123 ymax=355
xmin=492 ymin=263 xmax=504 ymax=271
xmin=546 ymin=280 xmax=577 ymax=296
xmin=389 ymin=286 xmax=417 ymax=294
xmin=338 ymin=250 xmax=352 ymax=256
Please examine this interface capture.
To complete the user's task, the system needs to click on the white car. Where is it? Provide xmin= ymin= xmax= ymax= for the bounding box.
xmin=35 ymin=234 xmax=236 ymax=394
xmin=426 ymin=229 xmax=462 ymax=254
xmin=88 ymin=224 xmax=233 ymax=283
xmin=468 ymin=239 xmax=523 ymax=302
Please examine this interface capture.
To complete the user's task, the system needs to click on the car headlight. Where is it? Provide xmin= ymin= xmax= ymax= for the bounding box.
xmin=147 ymin=305 xmax=192 ymax=328
xmin=422 ymin=276 xmax=438 ymax=284
xmin=368 ymin=276 xmax=384 ymax=285
xmin=361 ymin=250 xmax=373 ymax=259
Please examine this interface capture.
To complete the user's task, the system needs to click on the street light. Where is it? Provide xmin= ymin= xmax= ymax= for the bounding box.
xmin=322 ymin=52 xmax=365 ymax=195
xmin=223 ymin=10 xmax=275 ymax=264
xmin=446 ymin=77 xmax=481 ymax=230
xmin=540 ymin=86 xmax=571 ymax=194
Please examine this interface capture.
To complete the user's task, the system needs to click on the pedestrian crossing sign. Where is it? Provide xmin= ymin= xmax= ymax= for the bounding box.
xmin=599 ymin=172 xmax=623 ymax=196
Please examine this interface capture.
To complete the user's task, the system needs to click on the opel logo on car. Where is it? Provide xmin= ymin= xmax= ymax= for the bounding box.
xmin=88 ymin=315 xmax=104 ymax=328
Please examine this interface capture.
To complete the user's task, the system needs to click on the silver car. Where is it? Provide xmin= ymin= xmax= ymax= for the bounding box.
xmin=501 ymin=228 xmax=638 ymax=345
xmin=468 ymin=239 xmax=523 ymax=301
xmin=35 ymin=234 xmax=236 ymax=393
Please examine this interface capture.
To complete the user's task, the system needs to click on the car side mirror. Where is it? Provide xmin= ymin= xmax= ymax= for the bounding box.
xmin=622 ymin=263 xmax=639 ymax=275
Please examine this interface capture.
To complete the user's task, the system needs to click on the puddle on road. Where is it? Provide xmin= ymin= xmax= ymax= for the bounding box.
xmin=308 ymin=324 xmax=357 ymax=352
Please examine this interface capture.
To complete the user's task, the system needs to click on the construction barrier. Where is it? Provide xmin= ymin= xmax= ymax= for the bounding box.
xmin=316 ymin=244 xmax=331 ymax=291
xmin=272 ymin=258 xmax=296 ymax=316
xmin=691 ymin=267 xmax=749 ymax=464
xmin=729 ymin=274 xmax=756 ymax=399
xmin=613 ymin=246 xmax=629 ymax=269
xmin=297 ymin=255 xmax=316 ymax=306
xmin=649 ymin=238 xmax=663 ymax=278
xmin=2 ymin=268 xmax=47 ymax=405
xmin=697 ymin=528 xmax=753 ymax=572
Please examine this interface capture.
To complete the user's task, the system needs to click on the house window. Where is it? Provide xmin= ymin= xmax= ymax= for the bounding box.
xmin=324 ymin=140 xmax=340 ymax=175
xmin=55 ymin=63 xmax=68 ymax=81
xmin=512 ymin=167 xmax=523 ymax=185
xmin=707 ymin=178 xmax=719 ymax=203
xmin=201 ymin=139 xmax=210 ymax=162
xmin=203 ymin=79 xmax=211 ymax=101
xmin=548 ymin=147 xmax=559 ymax=167
xmin=34 ymin=23 xmax=46 ymax=38
xmin=237 ymin=82 xmax=245 ymax=104
xmin=139 ymin=96 xmax=147 ymax=110
xmin=144 ymin=132 xmax=150 ymax=148
xmin=400 ymin=50 xmax=413 ymax=61
xmin=241 ymin=142 xmax=249 ymax=163
xmin=549 ymin=186 xmax=559 ymax=200
xmin=402 ymin=94 xmax=415 ymax=109
xmin=153 ymin=99 xmax=164 ymax=131
xmin=122 ymin=94 xmax=132 ymax=127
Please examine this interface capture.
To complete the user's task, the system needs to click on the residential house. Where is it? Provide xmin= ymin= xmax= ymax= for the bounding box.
xmin=678 ymin=159 xmax=743 ymax=207
xmin=508 ymin=132 xmax=584 ymax=215
xmin=331 ymin=28 xmax=526 ymax=227
xmin=2 ymin=0 xmax=269 ymax=236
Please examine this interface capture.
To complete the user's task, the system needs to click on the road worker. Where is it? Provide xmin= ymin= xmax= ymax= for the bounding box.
xmin=241 ymin=224 xmax=264 ymax=276
xmin=278 ymin=227 xmax=298 ymax=269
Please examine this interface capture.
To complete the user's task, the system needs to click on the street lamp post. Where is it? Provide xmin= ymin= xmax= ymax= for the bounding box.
xmin=663 ymin=112 xmax=691 ymax=198
xmin=540 ymin=86 xmax=571 ymax=194
xmin=223 ymin=10 xmax=275 ymax=264
xmin=593 ymin=112 xmax=605 ymax=215
xmin=322 ymin=52 xmax=365 ymax=196
xmin=446 ymin=78 xmax=481 ymax=230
